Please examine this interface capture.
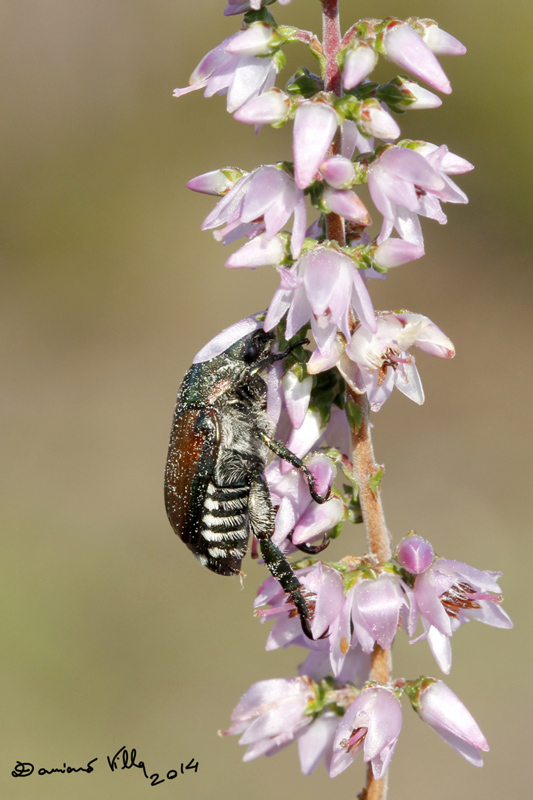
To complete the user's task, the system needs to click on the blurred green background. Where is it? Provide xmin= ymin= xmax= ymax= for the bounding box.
xmin=1 ymin=1 xmax=531 ymax=798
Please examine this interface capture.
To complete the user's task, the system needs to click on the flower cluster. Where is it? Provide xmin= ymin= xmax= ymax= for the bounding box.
xmin=174 ymin=0 xmax=511 ymax=789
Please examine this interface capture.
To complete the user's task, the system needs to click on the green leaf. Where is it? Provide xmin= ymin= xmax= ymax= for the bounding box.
xmin=369 ymin=467 xmax=384 ymax=496
xmin=346 ymin=398 xmax=363 ymax=432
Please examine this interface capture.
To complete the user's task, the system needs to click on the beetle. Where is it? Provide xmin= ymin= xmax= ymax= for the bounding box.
xmin=164 ymin=314 xmax=331 ymax=639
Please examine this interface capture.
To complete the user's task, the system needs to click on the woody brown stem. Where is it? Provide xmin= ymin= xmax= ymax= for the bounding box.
xmin=349 ymin=390 xmax=392 ymax=562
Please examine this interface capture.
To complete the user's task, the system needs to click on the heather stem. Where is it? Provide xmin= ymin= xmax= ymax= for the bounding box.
xmin=320 ymin=5 xmax=393 ymax=797
xmin=321 ymin=0 xmax=345 ymax=246
xmin=348 ymin=388 xmax=392 ymax=800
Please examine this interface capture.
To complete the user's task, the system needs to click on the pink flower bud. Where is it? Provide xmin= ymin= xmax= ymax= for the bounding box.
xmin=234 ymin=88 xmax=291 ymax=125
xmin=396 ymin=534 xmax=434 ymax=573
xmin=382 ymin=22 xmax=452 ymax=94
xmin=187 ymin=168 xmax=244 ymax=196
xmin=343 ymin=41 xmax=378 ymax=89
xmin=422 ymin=23 xmax=467 ymax=56
xmin=193 ymin=313 xmax=264 ymax=364
xmin=322 ymin=188 xmax=372 ymax=225
xmin=373 ymin=239 xmax=424 ymax=268
xmin=397 ymin=80 xmax=442 ymax=110
xmin=359 ymin=100 xmax=401 ymax=140
xmin=320 ymin=156 xmax=355 ymax=189
xmin=225 ymin=232 xmax=287 ymax=268
xmin=417 ymin=681 xmax=489 ymax=766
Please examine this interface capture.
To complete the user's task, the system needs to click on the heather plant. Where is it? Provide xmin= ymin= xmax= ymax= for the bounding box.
xmin=172 ymin=1 xmax=512 ymax=797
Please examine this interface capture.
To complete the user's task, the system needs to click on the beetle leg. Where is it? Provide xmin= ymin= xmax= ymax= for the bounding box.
xmin=248 ymin=473 xmax=314 ymax=640
xmin=288 ymin=531 xmax=331 ymax=555
xmin=248 ymin=338 xmax=310 ymax=376
xmin=258 ymin=432 xmax=330 ymax=505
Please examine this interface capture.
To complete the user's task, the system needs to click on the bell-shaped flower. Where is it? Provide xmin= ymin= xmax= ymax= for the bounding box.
xmin=414 ymin=680 xmax=489 ymax=766
xmin=202 ymin=165 xmax=307 ymax=259
xmin=381 ymin=22 xmax=452 ymax=94
xmin=330 ymin=686 xmax=402 ymax=778
xmin=266 ymin=453 xmax=343 ymax=549
xmin=300 ymin=640 xmax=372 ymax=687
xmin=368 ymin=144 xmax=468 ymax=246
xmin=293 ymin=101 xmax=339 ymax=189
xmin=173 ymin=34 xmax=277 ymax=114
xmin=415 ymin=142 xmax=474 ymax=175
xmin=340 ymin=312 xmax=455 ymax=412
xmin=255 ymin=562 xmax=343 ymax=649
xmin=264 ymin=246 xmax=376 ymax=367
xmin=224 ymin=23 xmax=279 ymax=57
xmin=220 ymin=676 xmax=314 ymax=760
xmin=407 ymin=555 xmax=513 ymax=674
xmin=297 ymin=711 xmax=339 ymax=775
xmin=348 ymin=572 xmax=409 ymax=653
xmin=343 ymin=41 xmax=378 ymax=89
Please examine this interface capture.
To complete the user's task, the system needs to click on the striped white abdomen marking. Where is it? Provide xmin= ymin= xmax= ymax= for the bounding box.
xmin=198 ymin=482 xmax=249 ymax=574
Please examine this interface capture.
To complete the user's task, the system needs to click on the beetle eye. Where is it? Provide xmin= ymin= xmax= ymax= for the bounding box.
xmin=243 ymin=341 xmax=259 ymax=363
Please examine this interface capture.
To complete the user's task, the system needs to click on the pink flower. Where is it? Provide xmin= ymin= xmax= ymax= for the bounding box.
xmin=173 ymin=34 xmax=277 ymax=114
xmin=224 ymin=23 xmax=279 ymax=57
xmin=348 ymin=573 xmax=409 ymax=654
xmin=407 ymin=555 xmax=513 ymax=673
xmin=297 ymin=711 xmax=339 ymax=775
xmin=293 ymin=101 xmax=339 ymax=189
xmin=201 ymin=165 xmax=307 ymax=259
xmin=264 ymin=246 xmax=376 ymax=364
xmin=340 ymin=312 xmax=455 ymax=412
xmin=381 ymin=22 xmax=452 ymax=94
xmin=414 ymin=680 xmax=489 ymax=766
xmin=220 ymin=677 xmax=314 ymax=760
xmin=329 ymin=686 xmax=402 ymax=778
xmin=367 ymin=144 xmax=469 ymax=246
xmin=266 ymin=454 xmax=343 ymax=550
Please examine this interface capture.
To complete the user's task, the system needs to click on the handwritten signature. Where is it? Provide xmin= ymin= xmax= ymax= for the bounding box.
xmin=12 ymin=748 xmax=199 ymax=787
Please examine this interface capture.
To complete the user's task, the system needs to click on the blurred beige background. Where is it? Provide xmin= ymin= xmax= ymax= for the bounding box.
xmin=1 ymin=1 xmax=531 ymax=798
